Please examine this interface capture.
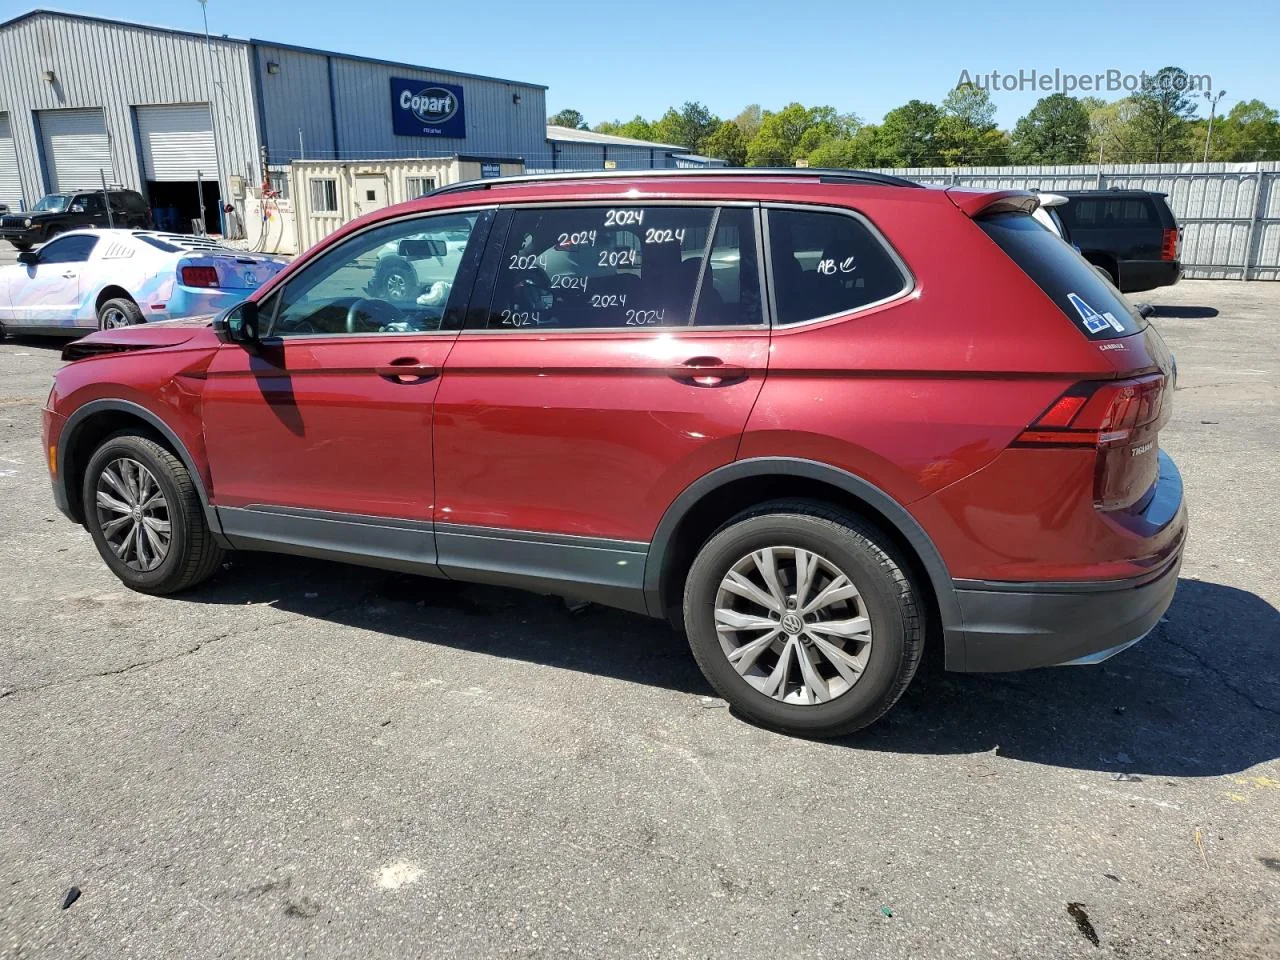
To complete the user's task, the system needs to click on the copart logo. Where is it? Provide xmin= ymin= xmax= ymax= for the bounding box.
xmin=401 ymin=87 xmax=458 ymax=125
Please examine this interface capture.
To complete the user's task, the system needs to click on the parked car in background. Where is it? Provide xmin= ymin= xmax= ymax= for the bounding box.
xmin=1056 ymin=190 xmax=1182 ymax=293
xmin=0 ymin=229 xmax=287 ymax=336
xmin=0 ymin=190 xmax=152 ymax=250
xmin=1032 ymin=193 xmax=1071 ymax=241
xmin=0 ymin=202 xmax=9 ymax=217
xmin=42 ymin=169 xmax=1185 ymax=738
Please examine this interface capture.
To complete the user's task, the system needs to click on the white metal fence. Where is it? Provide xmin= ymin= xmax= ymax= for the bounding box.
xmin=868 ymin=162 xmax=1280 ymax=281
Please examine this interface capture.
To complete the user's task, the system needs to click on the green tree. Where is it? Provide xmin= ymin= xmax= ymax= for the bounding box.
xmin=1198 ymin=99 xmax=1280 ymax=161
xmin=651 ymin=102 xmax=720 ymax=152
xmin=702 ymin=120 xmax=748 ymax=165
xmin=937 ymin=85 xmax=1006 ymax=165
xmin=747 ymin=103 xmax=858 ymax=166
xmin=734 ymin=104 xmax=764 ymax=141
xmin=1089 ymin=97 xmax=1144 ymax=162
xmin=548 ymin=109 xmax=588 ymax=130
xmin=593 ymin=115 xmax=657 ymax=141
xmin=875 ymin=100 xmax=942 ymax=166
xmin=806 ymin=127 xmax=880 ymax=168
xmin=1011 ymin=94 xmax=1092 ymax=163
xmin=1133 ymin=66 xmax=1200 ymax=161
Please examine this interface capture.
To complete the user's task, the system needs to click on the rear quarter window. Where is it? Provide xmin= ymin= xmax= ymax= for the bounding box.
xmin=977 ymin=212 xmax=1145 ymax=340
xmin=1062 ymin=196 xmax=1157 ymax=228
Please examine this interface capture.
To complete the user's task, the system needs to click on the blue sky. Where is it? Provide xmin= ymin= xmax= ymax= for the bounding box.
xmin=10 ymin=0 xmax=1275 ymax=127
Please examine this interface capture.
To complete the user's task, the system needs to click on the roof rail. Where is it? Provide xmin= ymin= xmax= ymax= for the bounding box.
xmin=426 ymin=167 xmax=923 ymax=198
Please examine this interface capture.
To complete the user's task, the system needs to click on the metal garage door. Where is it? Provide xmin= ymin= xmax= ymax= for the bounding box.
xmin=39 ymin=108 xmax=113 ymax=192
xmin=0 ymin=113 xmax=21 ymax=208
xmin=136 ymin=104 xmax=217 ymax=181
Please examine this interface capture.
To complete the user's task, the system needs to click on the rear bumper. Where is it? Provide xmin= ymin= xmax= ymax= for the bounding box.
xmin=1119 ymin=259 xmax=1182 ymax=293
xmin=947 ymin=450 xmax=1186 ymax=672
xmin=950 ymin=547 xmax=1182 ymax=671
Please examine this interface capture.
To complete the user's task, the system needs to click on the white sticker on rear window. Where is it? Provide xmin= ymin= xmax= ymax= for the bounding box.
xmin=1067 ymin=293 xmax=1112 ymax=334
xmin=1101 ymin=311 xmax=1126 ymax=333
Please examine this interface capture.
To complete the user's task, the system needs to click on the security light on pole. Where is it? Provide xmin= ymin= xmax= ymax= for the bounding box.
xmin=1203 ymin=90 xmax=1227 ymax=163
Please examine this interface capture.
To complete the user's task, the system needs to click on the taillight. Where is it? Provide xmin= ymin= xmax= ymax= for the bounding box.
xmin=180 ymin=265 xmax=219 ymax=288
xmin=1161 ymin=228 xmax=1178 ymax=261
xmin=1016 ymin=375 xmax=1166 ymax=448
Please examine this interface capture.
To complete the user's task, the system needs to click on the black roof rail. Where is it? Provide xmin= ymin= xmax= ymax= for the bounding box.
xmin=426 ymin=167 xmax=923 ymax=198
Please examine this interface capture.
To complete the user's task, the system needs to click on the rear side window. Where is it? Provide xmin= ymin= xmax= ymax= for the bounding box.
xmin=1062 ymin=196 xmax=1156 ymax=228
xmin=766 ymin=209 xmax=908 ymax=325
xmin=480 ymin=205 xmax=760 ymax=330
xmin=978 ymin=212 xmax=1144 ymax=340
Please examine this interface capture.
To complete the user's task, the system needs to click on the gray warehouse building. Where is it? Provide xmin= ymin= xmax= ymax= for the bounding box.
xmin=0 ymin=9 xmax=549 ymax=230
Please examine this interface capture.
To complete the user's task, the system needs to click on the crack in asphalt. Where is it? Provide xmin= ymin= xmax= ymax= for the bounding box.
xmin=0 ymin=589 xmax=384 ymax=703
xmin=0 ymin=613 xmax=298 ymax=703
xmin=1157 ymin=632 xmax=1280 ymax=718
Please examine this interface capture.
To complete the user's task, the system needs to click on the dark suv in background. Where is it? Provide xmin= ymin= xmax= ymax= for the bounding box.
xmin=1056 ymin=189 xmax=1182 ymax=293
xmin=0 ymin=189 xmax=151 ymax=250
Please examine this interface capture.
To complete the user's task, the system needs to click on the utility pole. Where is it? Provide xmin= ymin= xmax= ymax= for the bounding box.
xmin=1203 ymin=89 xmax=1227 ymax=163
xmin=198 ymin=0 xmax=229 ymax=235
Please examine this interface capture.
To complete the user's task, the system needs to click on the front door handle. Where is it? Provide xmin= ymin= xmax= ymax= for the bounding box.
xmin=670 ymin=356 xmax=748 ymax=387
xmin=376 ymin=357 xmax=439 ymax=383
xmin=61 ymin=272 xmax=77 ymax=279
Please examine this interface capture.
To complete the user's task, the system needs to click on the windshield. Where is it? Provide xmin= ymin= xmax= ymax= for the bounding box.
xmin=33 ymin=195 xmax=71 ymax=213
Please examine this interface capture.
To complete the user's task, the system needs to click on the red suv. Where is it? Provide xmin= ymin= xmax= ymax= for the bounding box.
xmin=42 ymin=170 xmax=1186 ymax=737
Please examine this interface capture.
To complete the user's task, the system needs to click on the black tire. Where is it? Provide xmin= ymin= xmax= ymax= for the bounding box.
xmin=82 ymin=432 xmax=224 ymax=595
xmin=369 ymin=257 xmax=418 ymax=306
xmin=683 ymin=500 xmax=923 ymax=738
xmin=10 ymin=241 xmax=32 ymax=252
xmin=97 ymin=297 xmax=144 ymax=330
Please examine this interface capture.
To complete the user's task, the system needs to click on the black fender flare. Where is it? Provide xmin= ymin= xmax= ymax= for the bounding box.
xmin=642 ymin=457 xmax=964 ymax=664
xmin=57 ymin=398 xmax=223 ymax=536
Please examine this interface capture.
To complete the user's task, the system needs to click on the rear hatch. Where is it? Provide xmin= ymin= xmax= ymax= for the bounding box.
xmin=971 ymin=203 xmax=1175 ymax=515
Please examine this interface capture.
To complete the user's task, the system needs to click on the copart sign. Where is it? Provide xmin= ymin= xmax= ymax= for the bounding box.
xmin=390 ymin=78 xmax=466 ymax=138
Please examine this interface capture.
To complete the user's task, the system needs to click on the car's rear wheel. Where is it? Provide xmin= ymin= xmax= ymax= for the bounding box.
xmin=683 ymin=501 xmax=923 ymax=737
xmin=82 ymin=432 xmax=224 ymax=594
xmin=97 ymin=297 xmax=143 ymax=330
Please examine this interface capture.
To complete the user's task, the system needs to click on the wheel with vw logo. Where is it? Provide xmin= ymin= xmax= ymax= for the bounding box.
xmin=82 ymin=432 xmax=224 ymax=594
xmin=682 ymin=500 xmax=923 ymax=737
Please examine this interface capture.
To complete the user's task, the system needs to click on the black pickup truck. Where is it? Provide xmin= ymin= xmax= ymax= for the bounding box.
xmin=1056 ymin=190 xmax=1183 ymax=294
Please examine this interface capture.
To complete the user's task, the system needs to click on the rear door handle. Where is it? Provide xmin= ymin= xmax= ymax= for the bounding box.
xmin=376 ymin=357 xmax=439 ymax=383
xmin=670 ymin=356 xmax=748 ymax=387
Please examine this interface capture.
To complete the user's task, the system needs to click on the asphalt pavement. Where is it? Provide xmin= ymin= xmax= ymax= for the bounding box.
xmin=0 ymin=279 xmax=1277 ymax=959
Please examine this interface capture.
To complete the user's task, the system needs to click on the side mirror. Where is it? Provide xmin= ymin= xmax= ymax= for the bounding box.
xmin=70 ymin=204 xmax=85 ymax=214
xmin=17 ymin=250 xmax=38 ymax=266
xmin=214 ymin=300 xmax=261 ymax=346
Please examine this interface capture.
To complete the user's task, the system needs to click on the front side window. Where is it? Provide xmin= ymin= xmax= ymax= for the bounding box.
xmin=33 ymin=195 xmax=69 ymax=213
xmin=82 ymin=194 xmax=106 ymax=214
xmin=766 ymin=208 xmax=909 ymax=325
xmin=267 ymin=211 xmax=486 ymax=337
xmin=478 ymin=205 xmax=759 ymax=331
xmin=38 ymin=235 xmax=98 ymax=264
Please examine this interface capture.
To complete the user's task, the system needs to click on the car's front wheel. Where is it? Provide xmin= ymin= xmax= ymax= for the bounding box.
xmin=82 ymin=432 xmax=224 ymax=594
xmin=683 ymin=501 xmax=923 ymax=737
xmin=10 ymin=241 xmax=32 ymax=252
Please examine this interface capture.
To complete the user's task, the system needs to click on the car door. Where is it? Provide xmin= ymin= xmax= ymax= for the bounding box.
xmin=432 ymin=202 xmax=769 ymax=608
xmin=14 ymin=234 xmax=98 ymax=325
xmin=77 ymin=193 xmax=110 ymax=228
xmin=200 ymin=207 xmax=493 ymax=570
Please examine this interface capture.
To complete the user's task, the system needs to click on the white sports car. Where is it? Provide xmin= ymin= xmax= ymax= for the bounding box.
xmin=0 ymin=229 xmax=288 ymax=337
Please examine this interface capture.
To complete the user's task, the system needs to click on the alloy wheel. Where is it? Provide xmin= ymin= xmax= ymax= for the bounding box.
xmin=94 ymin=458 xmax=171 ymax=572
xmin=713 ymin=546 xmax=872 ymax=705
xmin=100 ymin=306 xmax=129 ymax=329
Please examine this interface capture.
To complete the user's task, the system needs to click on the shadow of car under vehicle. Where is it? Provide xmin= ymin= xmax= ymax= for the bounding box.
xmin=186 ymin=559 xmax=1277 ymax=776
xmin=1150 ymin=305 xmax=1220 ymax=319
